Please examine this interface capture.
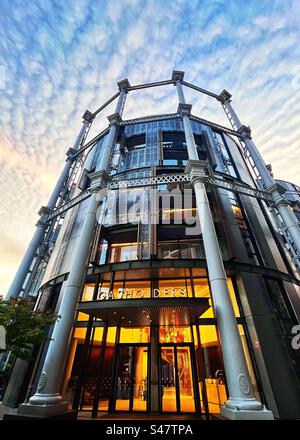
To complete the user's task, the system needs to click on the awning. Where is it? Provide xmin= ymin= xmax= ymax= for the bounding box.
xmin=77 ymin=297 xmax=210 ymax=326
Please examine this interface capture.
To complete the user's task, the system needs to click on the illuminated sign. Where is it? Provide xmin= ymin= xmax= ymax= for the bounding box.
xmin=96 ymin=288 xmax=186 ymax=300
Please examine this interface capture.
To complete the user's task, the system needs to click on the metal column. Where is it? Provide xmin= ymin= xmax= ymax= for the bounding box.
xmin=174 ymin=71 xmax=273 ymax=419
xmin=19 ymin=81 xmax=129 ymax=416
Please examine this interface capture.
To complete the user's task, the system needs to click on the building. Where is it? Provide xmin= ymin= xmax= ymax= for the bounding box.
xmin=2 ymin=71 xmax=300 ymax=420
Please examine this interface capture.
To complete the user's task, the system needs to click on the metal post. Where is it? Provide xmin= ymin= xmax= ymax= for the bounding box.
xmin=18 ymin=83 xmax=128 ymax=417
xmin=218 ymin=90 xmax=300 ymax=263
xmin=174 ymin=73 xmax=273 ymax=419
xmin=5 ymin=207 xmax=52 ymax=299
xmin=5 ymin=114 xmax=93 ymax=299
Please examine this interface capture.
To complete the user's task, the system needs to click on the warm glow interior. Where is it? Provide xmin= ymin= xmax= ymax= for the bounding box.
xmin=119 ymin=327 xmax=150 ymax=343
xmin=71 ymin=275 xmax=248 ymax=415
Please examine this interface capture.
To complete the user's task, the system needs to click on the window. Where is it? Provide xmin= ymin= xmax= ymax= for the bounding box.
xmin=213 ymin=132 xmax=237 ymax=177
xmin=157 ymin=239 xmax=204 ymax=259
xmin=162 ymin=143 xmax=188 ymax=166
xmin=227 ymin=191 xmax=261 ymax=264
xmin=159 ymin=326 xmax=192 ymax=343
xmin=158 ymin=278 xmax=193 ymax=298
xmin=108 ymin=242 xmax=139 ymax=263
xmin=119 ymin=327 xmax=150 ymax=343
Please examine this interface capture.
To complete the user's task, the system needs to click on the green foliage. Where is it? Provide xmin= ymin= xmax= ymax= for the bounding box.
xmin=0 ymin=297 xmax=59 ymax=360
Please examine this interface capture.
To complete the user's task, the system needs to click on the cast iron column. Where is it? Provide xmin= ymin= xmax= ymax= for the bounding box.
xmin=6 ymin=113 xmax=93 ymax=299
xmin=19 ymin=82 xmax=129 ymax=416
xmin=173 ymin=71 xmax=273 ymax=419
xmin=219 ymin=90 xmax=300 ymax=260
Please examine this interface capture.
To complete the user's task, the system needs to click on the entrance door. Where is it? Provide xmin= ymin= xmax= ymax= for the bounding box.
xmin=114 ymin=344 xmax=149 ymax=412
xmin=160 ymin=344 xmax=197 ymax=413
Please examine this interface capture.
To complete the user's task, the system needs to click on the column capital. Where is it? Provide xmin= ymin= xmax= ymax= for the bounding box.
xmin=65 ymin=147 xmax=77 ymax=161
xmin=107 ymin=112 xmax=122 ymax=126
xmin=185 ymin=159 xmax=208 ymax=184
xmin=171 ymin=70 xmax=185 ymax=82
xmin=88 ymin=170 xmax=110 ymax=190
xmin=177 ymin=103 xmax=192 ymax=117
xmin=82 ymin=110 xmax=94 ymax=123
xmin=266 ymin=183 xmax=288 ymax=208
xmin=217 ymin=89 xmax=232 ymax=103
xmin=237 ymin=124 xmax=252 ymax=139
xmin=117 ymin=78 xmax=131 ymax=92
xmin=36 ymin=206 xmax=52 ymax=227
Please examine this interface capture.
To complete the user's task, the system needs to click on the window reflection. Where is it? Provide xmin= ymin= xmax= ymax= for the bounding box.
xmin=159 ymin=326 xmax=192 ymax=343
xmin=198 ymin=325 xmax=227 ymax=413
xmin=157 ymin=239 xmax=204 ymax=259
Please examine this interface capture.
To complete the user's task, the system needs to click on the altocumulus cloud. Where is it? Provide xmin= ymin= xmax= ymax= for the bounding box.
xmin=0 ymin=0 xmax=299 ymax=294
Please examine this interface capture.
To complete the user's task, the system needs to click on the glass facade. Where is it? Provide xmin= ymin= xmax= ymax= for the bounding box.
xmin=48 ymin=114 xmax=300 ymax=419
xmin=65 ymin=270 xmax=251 ymax=416
xmin=4 ymin=68 xmax=300 ymax=424
xmin=62 ymin=117 xmax=267 ymax=417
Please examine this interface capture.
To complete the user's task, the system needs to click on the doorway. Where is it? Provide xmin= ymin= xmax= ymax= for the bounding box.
xmin=113 ymin=344 xmax=149 ymax=412
xmin=159 ymin=344 xmax=198 ymax=413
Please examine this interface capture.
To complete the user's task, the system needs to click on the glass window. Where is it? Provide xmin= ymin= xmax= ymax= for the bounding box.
xmin=98 ymin=240 xmax=108 ymax=265
xmin=158 ymin=278 xmax=192 ymax=298
xmin=159 ymin=326 xmax=192 ymax=343
xmin=157 ymin=239 xmax=204 ymax=259
xmin=231 ymin=205 xmax=247 ymax=229
xmin=98 ymin=326 xmax=117 ymax=411
xmin=92 ymin=327 xmax=104 ymax=344
xmin=81 ymin=284 xmax=95 ymax=302
xmin=213 ymin=132 xmax=237 ymax=177
xmin=124 ymin=280 xmax=151 ymax=299
xmin=194 ymin=278 xmax=213 ymax=318
xmin=119 ymin=327 xmax=150 ymax=343
xmin=107 ymin=327 xmax=117 ymax=344
xmin=108 ymin=242 xmax=138 ymax=263
xmin=74 ymin=327 xmax=87 ymax=341
xmin=196 ymin=278 xmax=240 ymax=318
xmin=198 ymin=325 xmax=227 ymax=413
xmin=227 ymin=278 xmax=240 ymax=317
xmin=77 ymin=312 xmax=89 ymax=321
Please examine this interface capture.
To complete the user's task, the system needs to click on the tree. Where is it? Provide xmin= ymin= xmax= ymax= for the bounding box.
xmin=0 ymin=297 xmax=59 ymax=361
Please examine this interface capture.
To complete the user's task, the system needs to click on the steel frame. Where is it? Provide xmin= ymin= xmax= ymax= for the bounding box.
xmin=45 ymin=172 xmax=273 ymax=222
xmin=18 ymin=72 xmax=300 ymax=298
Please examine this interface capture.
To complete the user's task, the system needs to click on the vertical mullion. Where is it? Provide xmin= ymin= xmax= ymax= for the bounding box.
xmin=190 ymin=327 xmax=201 ymax=414
xmin=129 ymin=347 xmax=136 ymax=411
xmin=197 ymin=325 xmax=210 ymax=419
xmin=91 ymin=322 xmax=108 ymax=418
xmin=174 ymin=346 xmax=180 ymax=413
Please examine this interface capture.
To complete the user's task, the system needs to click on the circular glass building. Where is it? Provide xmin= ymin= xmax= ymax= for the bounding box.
xmin=3 ymin=71 xmax=300 ymax=420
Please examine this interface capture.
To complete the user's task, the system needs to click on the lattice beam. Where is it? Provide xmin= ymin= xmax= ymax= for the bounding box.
xmin=46 ymin=173 xmax=273 ymax=222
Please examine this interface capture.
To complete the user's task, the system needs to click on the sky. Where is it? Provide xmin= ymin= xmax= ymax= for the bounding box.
xmin=0 ymin=0 xmax=300 ymax=296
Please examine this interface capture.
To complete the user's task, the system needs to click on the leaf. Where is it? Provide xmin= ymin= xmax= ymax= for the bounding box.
xmin=0 ymin=297 xmax=59 ymax=360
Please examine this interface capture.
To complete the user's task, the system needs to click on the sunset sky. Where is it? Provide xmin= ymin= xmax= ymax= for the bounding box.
xmin=0 ymin=0 xmax=300 ymax=296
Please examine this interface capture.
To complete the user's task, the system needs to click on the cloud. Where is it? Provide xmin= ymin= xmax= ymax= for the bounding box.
xmin=0 ymin=0 xmax=299 ymax=294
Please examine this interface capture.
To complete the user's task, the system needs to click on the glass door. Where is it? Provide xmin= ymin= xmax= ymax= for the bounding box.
xmin=160 ymin=344 xmax=197 ymax=413
xmin=161 ymin=346 xmax=177 ymax=412
xmin=114 ymin=344 xmax=149 ymax=412
xmin=176 ymin=346 xmax=195 ymax=412
xmin=132 ymin=346 xmax=148 ymax=411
